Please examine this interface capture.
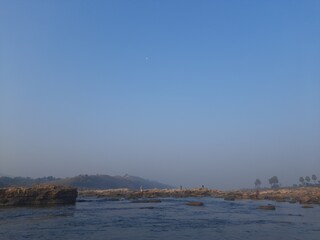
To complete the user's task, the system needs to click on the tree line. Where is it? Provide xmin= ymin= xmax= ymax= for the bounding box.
xmin=254 ymin=174 xmax=320 ymax=189
xmin=298 ymin=174 xmax=318 ymax=186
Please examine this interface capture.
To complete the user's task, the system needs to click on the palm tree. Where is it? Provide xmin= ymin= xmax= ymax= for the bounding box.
xmin=305 ymin=176 xmax=311 ymax=186
xmin=268 ymin=176 xmax=279 ymax=188
xmin=254 ymin=179 xmax=261 ymax=189
xmin=299 ymin=177 xmax=305 ymax=186
xmin=312 ymin=174 xmax=317 ymax=185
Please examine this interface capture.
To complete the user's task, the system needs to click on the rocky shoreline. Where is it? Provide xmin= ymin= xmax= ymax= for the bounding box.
xmin=0 ymin=185 xmax=78 ymax=207
xmin=79 ymin=187 xmax=320 ymax=205
xmin=1 ymin=185 xmax=319 ymax=207
xmin=223 ymin=187 xmax=320 ymax=205
xmin=79 ymin=188 xmax=222 ymax=199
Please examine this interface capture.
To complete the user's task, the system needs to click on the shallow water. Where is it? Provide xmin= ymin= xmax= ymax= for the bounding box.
xmin=1 ymin=197 xmax=319 ymax=240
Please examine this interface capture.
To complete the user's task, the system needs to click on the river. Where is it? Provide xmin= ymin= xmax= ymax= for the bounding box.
xmin=0 ymin=197 xmax=319 ymax=239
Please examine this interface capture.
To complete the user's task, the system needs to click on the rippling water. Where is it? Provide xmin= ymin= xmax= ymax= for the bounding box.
xmin=1 ymin=197 xmax=319 ymax=240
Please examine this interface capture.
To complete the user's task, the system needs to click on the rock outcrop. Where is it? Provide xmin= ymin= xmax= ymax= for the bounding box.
xmin=222 ymin=187 xmax=320 ymax=205
xmin=0 ymin=185 xmax=78 ymax=207
xmin=79 ymin=186 xmax=320 ymax=206
xmin=186 ymin=201 xmax=204 ymax=206
xmin=79 ymin=188 xmax=223 ymax=199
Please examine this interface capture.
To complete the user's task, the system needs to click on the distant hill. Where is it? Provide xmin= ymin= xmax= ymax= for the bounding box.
xmin=50 ymin=174 xmax=172 ymax=190
xmin=0 ymin=176 xmax=60 ymax=188
xmin=0 ymin=174 xmax=172 ymax=190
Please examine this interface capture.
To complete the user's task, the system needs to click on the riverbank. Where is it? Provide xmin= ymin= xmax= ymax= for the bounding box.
xmin=79 ymin=186 xmax=320 ymax=205
xmin=2 ymin=185 xmax=319 ymax=207
xmin=79 ymin=188 xmax=222 ymax=199
xmin=229 ymin=187 xmax=320 ymax=204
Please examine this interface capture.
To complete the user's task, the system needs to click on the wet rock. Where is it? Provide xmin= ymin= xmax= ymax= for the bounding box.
xmin=0 ymin=185 xmax=78 ymax=207
xmin=224 ymin=196 xmax=235 ymax=201
xmin=185 ymin=201 xmax=204 ymax=206
xmin=299 ymin=196 xmax=312 ymax=204
xmin=257 ymin=205 xmax=276 ymax=210
xmin=222 ymin=191 xmax=244 ymax=201
xmin=301 ymin=205 xmax=314 ymax=208
xmin=131 ymin=199 xmax=162 ymax=203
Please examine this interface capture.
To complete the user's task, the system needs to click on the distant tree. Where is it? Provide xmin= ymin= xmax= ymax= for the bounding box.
xmin=254 ymin=179 xmax=261 ymax=189
xmin=305 ymin=176 xmax=311 ymax=185
xmin=47 ymin=176 xmax=54 ymax=181
xmin=299 ymin=177 xmax=305 ymax=186
xmin=312 ymin=174 xmax=317 ymax=185
xmin=268 ymin=176 xmax=279 ymax=188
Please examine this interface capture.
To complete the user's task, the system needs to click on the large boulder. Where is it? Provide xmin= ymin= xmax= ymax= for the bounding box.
xmin=0 ymin=185 xmax=78 ymax=206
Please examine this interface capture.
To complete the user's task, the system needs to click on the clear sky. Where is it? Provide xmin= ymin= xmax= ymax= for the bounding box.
xmin=1 ymin=0 xmax=320 ymax=189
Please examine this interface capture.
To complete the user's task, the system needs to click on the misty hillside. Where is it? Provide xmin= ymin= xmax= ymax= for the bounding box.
xmin=0 ymin=174 xmax=172 ymax=190
xmin=0 ymin=176 xmax=60 ymax=188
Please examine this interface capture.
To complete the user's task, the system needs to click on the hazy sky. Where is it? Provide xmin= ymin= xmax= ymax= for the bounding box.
xmin=1 ymin=0 xmax=320 ymax=189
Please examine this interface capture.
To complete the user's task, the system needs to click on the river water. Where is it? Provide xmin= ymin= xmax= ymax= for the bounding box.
xmin=1 ymin=197 xmax=319 ymax=240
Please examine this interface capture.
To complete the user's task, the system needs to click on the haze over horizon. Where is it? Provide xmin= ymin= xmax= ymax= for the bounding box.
xmin=1 ymin=1 xmax=320 ymax=190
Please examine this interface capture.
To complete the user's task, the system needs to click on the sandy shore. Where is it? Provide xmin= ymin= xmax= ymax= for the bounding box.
xmin=79 ymin=186 xmax=320 ymax=205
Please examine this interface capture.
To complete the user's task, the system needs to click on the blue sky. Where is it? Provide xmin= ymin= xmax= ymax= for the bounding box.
xmin=1 ymin=0 xmax=320 ymax=189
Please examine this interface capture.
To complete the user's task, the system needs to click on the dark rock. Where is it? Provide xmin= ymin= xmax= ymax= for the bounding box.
xmin=0 ymin=185 xmax=78 ymax=207
xmin=131 ymin=199 xmax=162 ymax=203
xmin=224 ymin=196 xmax=235 ymax=201
xmin=257 ymin=205 xmax=276 ymax=210
xmin=185 ymin=201 xmax=204 ymax=206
